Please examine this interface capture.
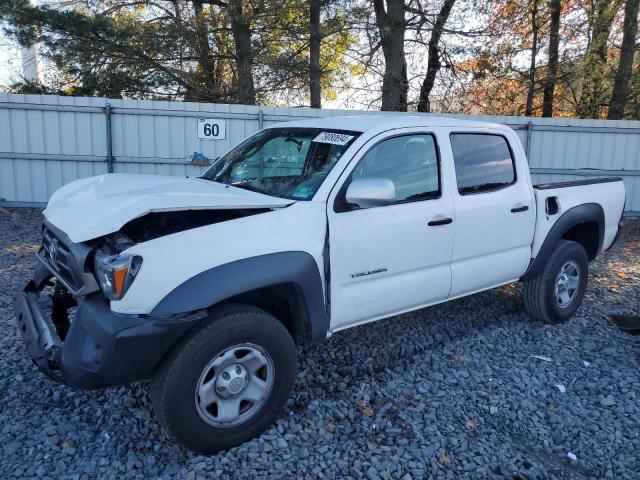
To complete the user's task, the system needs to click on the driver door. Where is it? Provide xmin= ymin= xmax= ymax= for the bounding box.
xmin=327 ymin=129 xmax=455 ymax=331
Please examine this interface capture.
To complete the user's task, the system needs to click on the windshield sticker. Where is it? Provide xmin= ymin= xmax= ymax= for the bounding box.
xmin=312 ymin=132 xmax=354 ymax=146
xmin=292 ymin=185 xmax=315 ymax=199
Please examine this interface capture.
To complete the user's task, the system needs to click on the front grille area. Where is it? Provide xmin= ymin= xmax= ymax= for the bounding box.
xmin=41 ymin=227 xmax=78 ymax=291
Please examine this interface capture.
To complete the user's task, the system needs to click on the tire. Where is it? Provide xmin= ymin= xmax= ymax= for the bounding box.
xmin=151 ymin=304 xmax=297 ymax=453
xmin=522 ymin=240 xmax=589 ymax=324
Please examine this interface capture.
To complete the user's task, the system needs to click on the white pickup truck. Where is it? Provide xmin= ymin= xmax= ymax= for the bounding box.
xmin=15 ymin=116 xmax=625 ymax=453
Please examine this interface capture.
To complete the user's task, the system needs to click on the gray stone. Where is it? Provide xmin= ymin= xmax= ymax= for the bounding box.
xmin=0 ymin=209 xmax=638 ymax=480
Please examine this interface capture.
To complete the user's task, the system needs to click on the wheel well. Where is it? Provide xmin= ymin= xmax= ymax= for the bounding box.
xmin=561 ymin=221 xmax=599 ymax=260
xmin=221 ymin=283 xmax=311 ymax=345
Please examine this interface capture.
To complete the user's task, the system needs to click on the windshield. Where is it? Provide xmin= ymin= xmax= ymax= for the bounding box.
xmin=202 ymin=127 xmax=360 ymax=200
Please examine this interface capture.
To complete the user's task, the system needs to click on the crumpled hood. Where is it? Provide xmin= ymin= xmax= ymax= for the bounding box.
xmin=44 ymin=173 xmax=293 ymax=243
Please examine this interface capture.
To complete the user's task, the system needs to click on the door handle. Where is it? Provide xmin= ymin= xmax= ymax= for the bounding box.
xmin=511 ymin=205 xmax=529 ymax=213
xmin=428 ymin=217 xmax=453 ymax=226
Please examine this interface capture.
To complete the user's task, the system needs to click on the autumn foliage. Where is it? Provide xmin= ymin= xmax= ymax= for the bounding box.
xmin=0 ymin=0 xmax=638 ymax=119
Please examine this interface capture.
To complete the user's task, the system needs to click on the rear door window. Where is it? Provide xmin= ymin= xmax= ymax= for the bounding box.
xmin=450 ymin=134 xmax=516 ymax=195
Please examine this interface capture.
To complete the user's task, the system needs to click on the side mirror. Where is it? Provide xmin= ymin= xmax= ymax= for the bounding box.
xmin=345 ymin=177 xmax=396 ymax=208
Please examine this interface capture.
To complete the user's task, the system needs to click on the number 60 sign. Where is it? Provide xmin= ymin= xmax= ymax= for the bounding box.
xmin=197 ymin=118 xmax=226 ymax=140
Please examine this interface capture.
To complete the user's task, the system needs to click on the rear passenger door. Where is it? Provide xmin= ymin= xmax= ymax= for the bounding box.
xmin=447 ymin=130 xmax=535 ymax=296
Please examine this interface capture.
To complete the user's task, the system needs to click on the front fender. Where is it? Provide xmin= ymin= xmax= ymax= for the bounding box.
xmin=150 ymin=251 xmax=328 ymax=342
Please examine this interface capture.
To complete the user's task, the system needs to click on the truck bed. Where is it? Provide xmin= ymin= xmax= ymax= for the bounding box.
xmin=530 ymin=177 xmax=626 ymax=258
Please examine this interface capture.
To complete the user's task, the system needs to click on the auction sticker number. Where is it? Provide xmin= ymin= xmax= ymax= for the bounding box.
xmin=312 ymin=131 xmax=354 ymax=145
xmin=198 ymin=118 xmax=226 ymax=140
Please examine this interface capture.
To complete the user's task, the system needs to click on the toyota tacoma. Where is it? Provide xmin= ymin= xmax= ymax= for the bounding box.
xmin=15 ymin=116 xmax=626 ymax=453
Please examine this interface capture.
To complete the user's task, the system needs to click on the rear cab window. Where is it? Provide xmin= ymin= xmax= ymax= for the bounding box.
xmin=450 ymin=133 xmax=516 ymax=195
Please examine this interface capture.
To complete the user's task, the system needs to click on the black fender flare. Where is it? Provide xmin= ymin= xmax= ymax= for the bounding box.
xmin=150 ymin=251 xmax=328 ymax=343
xmin=520 ymin=203 xmax=604 ymax=282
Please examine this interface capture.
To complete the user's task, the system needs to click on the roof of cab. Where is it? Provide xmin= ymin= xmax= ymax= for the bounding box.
xmin=268 ymin=114 xmax=508 ymax=133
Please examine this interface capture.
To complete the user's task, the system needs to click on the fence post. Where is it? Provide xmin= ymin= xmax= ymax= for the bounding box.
xmin=258 ymin=108 xmax=264 ymax=130
xmin=525 ymin=120 xmax=533 ymax=161
xmin=105 ymin=102 xmax=114 ymax=173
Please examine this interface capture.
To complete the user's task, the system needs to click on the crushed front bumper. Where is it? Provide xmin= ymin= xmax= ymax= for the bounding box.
xmin=15 ymin=287 xmax=64 ymax=382
xmin=15 ymin=262 xmax=203 ymax=390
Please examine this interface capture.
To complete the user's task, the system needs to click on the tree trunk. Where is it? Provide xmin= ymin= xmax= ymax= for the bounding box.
xmin=417 ymin=0 xmax=456 ymax=112
xmin=608 ymin=0 xmax=640 ymax=119
xmin=525 ymin=0 xmax=539 ymax=116
xmin=309 ymin=0 xmax=322 ymax=108
xmin=373 ymin=0 xmax=408 ymax=111
xmin=229 ymin=0 xmax=256 ymax=105
xmin=192 ymin=0 xmax=219 ymax=101
xmin=576 ymin=0 xmax=620 ymax=118
xmin=542 ymin=0 xmax=561 ymax=117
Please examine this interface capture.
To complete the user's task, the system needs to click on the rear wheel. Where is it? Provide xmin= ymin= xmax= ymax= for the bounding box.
xmin=522 ymin=240 xmax=589 ymax=324
xmin=151 ymin=304 xmax=297 ymax=453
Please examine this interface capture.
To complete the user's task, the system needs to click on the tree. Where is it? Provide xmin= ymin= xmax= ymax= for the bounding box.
xmin=191 ymin=0 xmax=221 ymax=102
xmin=542 ymin=0 xmax=561 ymax=117
xmin=608 ymin=0 xmax=640 ymax=119
xmin=417 ymin=0 xmax=456 ymax=112
xmin=1 ymin=0 xmax=635 ymax=119
xmin=1 ymin=0 xmax=232 ymax=100
xmin=253 ymin=0 xmax=358 ymax=107
xmin=228 ymin=0 xmax=256 ymax=104
xmin=309 ymin=0 xmax=322 ymax=108
xmin=444 ymin=0 xmax=549 ymax=116
xmin=372 ymin=0 xmax=408 ymax=111
xmin=525 ymin=0 xmax=539 ymax=116
xmin=0 ymin=0 xmax=358 ymax=105
xmin=576 ymin=0 xmax=622 ymax=118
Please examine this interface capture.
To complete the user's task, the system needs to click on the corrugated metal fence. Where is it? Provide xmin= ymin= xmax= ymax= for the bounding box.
xmin=1 ymin=93 xmax=639 ymax=215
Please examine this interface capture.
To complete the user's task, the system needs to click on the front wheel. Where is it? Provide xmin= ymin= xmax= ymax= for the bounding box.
xmin=151 ymin=304 xmax=297 ymax=453
xmin=522 ymin=240 xmax=589 ymax=324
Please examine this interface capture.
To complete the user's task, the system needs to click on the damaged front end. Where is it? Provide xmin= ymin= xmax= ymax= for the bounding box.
xmin=119 ymin=208 xmax=270 ymax=243
xmin=15 ymin=223 xmax=91 ymax=383
xmin=14 ymin=207 xmax=267 ymax=389
xmin=15 ymin=271 xmax=204 ymax=389
xmin=15 ymin=274 xmax=71 ymax=383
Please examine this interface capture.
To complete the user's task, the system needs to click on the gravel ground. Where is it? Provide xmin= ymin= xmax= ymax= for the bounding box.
xmin=1 ymin=208 xmax=638 ymax=480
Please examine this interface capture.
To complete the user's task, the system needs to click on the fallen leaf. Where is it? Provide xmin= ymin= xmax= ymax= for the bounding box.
xmin=467 ymin=419 xmax=477 ymax=428
xmin=440 ymin=455 xmax=451 ymax=464
xmin=617 ymin=272 xmax=627 ymax=279
xmin=548 ymin=404 xmax=555 ymax=412
xmin=60 ymin=440 xmax=74 ymax=449
xmin=326 ymin=422 xmax=336 ymax=433
xmin=355 ymin=400 xmax=374 ymax=417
